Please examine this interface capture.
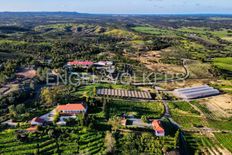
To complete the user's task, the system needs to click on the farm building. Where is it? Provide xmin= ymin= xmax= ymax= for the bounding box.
xmin=97 ymin=88 xmax=152 ymax=100
xmin=67 ymin=60 xmax=93 ymax=68
xmin=173 ymin=85 xmax=220 ymax=100
xmin=93 ymin=61 xmax=113 ymax=67
xmin=152 ymin=120 xmax=165 ymax=136
xmin=56 ymin=103 xmax=87 ymax=115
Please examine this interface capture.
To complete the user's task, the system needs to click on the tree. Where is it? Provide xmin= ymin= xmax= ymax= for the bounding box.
xmin=8 ymin=105 xmax=17 ymax=119
xmin=53 ymin=111 xmax=60 ymax=124
xmin=104 ymin=131 xmax=116 ymax=154
xmin=40 ymin=88 xmax=54 ymax=107
xmin=76 ymin=114 xmax=84 ymax=126
xmin=93 ymin=86 xmax=97 ymax=97
xmin=15 ymin=104 xmax=25 ymax=114
xmin=109 ymin=116 xmax=121 ymax=131
xmin=141 ymin=115 xmax=148 ymax=123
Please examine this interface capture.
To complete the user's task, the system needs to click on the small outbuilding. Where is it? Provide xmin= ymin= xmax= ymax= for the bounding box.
xmin=152 ymin=120 xmax=165 ymax=136
xmin=30 ymin=117 xmax=45 ymax=126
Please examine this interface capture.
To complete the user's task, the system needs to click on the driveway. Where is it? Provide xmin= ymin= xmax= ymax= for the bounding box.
xmin=40 ymin=109 xmax=56 ymax=122
xmin=127 ymin=118 xmax=152 ymax=128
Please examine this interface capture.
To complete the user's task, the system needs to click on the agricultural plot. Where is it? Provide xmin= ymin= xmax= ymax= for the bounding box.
xmin=215 ymin=133 xmax=232 ymax=153
xmin=131 ymin=26 xmax=175 ymax=36
xmin=168 ymin=101 xmax=206 ymax=129
xmin=184 ymin=132 xmax=227 ymax=155
xmin=213 ymin=57 xmax=232 ymax=72
xmin=108 ymin=100 xmax=164 ymax=119
xmin=0 ymin=127 xmax=105 ymax=155
xmin=191 ymin=101 xmax=232 ymax=131
xmin=211 ymin=80 xmax=232 ymax=94
xmin=168 ymin=101 xmax=200 ymax=115
xmin=197 ymin=94 xmax=232 ymax=118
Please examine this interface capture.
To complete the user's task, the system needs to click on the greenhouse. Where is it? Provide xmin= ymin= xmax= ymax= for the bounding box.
xmin=173 ymin=85 xmax=220 ymax=99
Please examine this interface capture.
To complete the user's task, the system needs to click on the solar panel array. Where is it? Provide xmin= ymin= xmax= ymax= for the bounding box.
xmin=97 ymin=89 xmax=152 ymax=100
xmin=173 ymin=85 xmax=220 ymax=99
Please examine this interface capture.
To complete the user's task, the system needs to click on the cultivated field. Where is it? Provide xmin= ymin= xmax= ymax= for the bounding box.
xmin=198 ymin=94 xmax=232 ymax=118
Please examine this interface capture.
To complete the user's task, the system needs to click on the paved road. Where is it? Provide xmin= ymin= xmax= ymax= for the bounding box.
xmin=161 ymin=99 xmax=190 ymax=155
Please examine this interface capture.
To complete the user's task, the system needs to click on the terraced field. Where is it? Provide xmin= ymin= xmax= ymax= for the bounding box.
xmin=168 ymin=101 xmax=206 ymax=129
xmin=184 ymin=133 xmax=229 ymax=155
xmin=213 ymin=57 xmax=232 ymax=72
xmin=0 ymin=127 xmax=105 ymax=155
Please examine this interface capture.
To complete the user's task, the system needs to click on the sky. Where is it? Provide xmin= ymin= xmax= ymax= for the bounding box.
xmin=0 ymin=0 xmax=232 ymax=14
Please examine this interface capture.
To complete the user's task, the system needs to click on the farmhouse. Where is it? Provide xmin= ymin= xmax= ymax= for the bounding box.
xmin=173 ymin=85 xmax=220 ymax=100
xmin=97 ymin=88 xmax=152 ymax=100
xmin=152 ymin=120 xmax=165 ymax=136
xmin=67 ymin=60 xmax=93 ymax=68
xmin=30 ymin=117 xmax=45 ymax=126
xmin=56 ymin=103 xmax=87 ymax=115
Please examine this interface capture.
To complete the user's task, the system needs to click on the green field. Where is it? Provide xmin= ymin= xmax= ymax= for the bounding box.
xmin=169 ymin=101 xmax=200 ymax=115
xmin=131 ymin=26 xmax=175 ymax=36
xmin=108 ymin=100 xmax=164 ymax=119
xmin=168 ymin=101 xmax=206 ymax=129
xmin=213 ymin=57 xmax=232 ymax=72
xmin=215 ymin=133 xmax=232 ymax=153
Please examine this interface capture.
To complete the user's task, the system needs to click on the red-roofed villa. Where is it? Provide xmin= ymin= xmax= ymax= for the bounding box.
xmin=56 ymin=103 xmax=87 ymax=115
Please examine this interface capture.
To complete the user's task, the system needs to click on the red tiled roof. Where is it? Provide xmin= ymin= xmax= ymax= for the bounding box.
xmin=152 ymin=120 xmax=164 ymax=132
xmin=26 ymin=126 xmax=38 ymax=132
xmin=67 ymin=61 xmax=93 ymax=66
xmin=31 ymin=117 xmax=45 ymax=123
xmin=57 ymin=103 xmax=86 ymax=111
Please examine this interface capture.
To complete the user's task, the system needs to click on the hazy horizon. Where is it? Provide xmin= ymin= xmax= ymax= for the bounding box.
xmin=0 ymin=0 xmax=232 ymax=14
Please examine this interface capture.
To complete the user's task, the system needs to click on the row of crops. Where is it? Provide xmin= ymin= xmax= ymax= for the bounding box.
xmin=0 ymin=127 xmax=105 ymax=155
xmin=214 ymin=133 xmax=232 ymax=153
xmin=191 ymin=101 xmax=232 ymax=131
xmin=168 ymin=101 xmax=207 ymax=129
xmin=184 ymin=133 xmax=226 ymax=155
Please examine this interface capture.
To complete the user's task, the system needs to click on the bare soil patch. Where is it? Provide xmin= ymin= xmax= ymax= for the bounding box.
xmin=16 ymin=69 xmax=37 ymax=79
xmin=199 ymin=94 xmax=232 ymax=118
xmin=124 ymin=50 xmax=185 ymax=74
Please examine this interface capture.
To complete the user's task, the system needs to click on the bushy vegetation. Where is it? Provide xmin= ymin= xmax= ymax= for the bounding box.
xmin=116 ymin=132 xmax=175 ymax=155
